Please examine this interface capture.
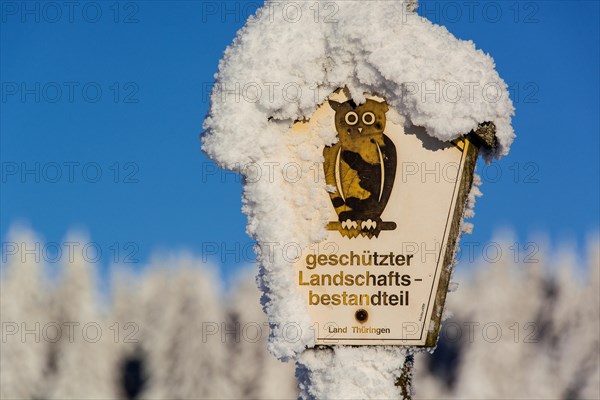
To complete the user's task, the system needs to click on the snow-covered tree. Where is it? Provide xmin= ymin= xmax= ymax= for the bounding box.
xmin=129 ymin=255 xmax=232 ymax=399
xmin=47 ymin=232 xmax=117 ymax=399
xmin=225 ymin=268 xmax=297 ymax=399
xmin=0 ymin=227 xmax=52 ymax=399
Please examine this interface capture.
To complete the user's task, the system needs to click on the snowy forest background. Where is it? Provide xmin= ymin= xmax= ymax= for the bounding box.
xmin=1 ymin=227 xmax=598 ymax=400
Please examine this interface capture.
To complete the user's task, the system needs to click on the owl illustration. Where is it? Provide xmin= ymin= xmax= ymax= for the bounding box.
xmin=323 ymin=98 xmax=397 ymax=238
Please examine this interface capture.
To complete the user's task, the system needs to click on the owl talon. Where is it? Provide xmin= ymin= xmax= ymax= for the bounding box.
xmin=361 ymin=219 xmax=377 ymax=230
xmin=342 ymin=219 xmax=358 ymax=229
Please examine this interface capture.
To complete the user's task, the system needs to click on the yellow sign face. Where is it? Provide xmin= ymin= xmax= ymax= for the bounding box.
xmin=294 ymin=91 xmax=473 ymax=346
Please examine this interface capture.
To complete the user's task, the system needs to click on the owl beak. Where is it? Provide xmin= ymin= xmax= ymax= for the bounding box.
xmin=358 ymin=128 xmax=363 ymax=133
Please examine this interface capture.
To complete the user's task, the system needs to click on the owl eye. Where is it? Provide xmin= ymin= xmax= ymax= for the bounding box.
xmin=362 ymin=112 xmax=375 ymax=125
xmin=345 ymin=112 xmax=359 ymax=126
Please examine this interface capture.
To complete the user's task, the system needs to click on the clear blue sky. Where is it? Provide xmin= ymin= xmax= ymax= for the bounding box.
xmin=1 ymin=1 xmax=599 ymax=280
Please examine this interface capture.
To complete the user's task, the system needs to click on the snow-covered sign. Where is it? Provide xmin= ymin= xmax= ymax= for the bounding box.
xmin=294 ymin=89 xmax=488 ymax=346
xmin=203 ymin=0 xmax=513 ymax=363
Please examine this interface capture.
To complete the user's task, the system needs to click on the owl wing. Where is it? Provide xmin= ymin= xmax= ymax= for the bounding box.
xmin=379 ymin=134 xmax=397 ymax=207
xmin=323 ymin=143 xmax=345 ymax=208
